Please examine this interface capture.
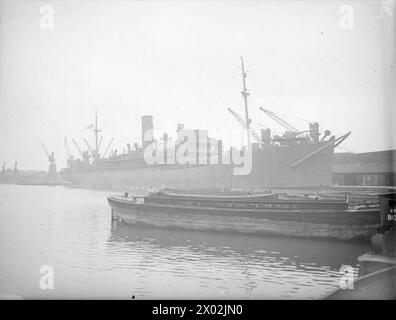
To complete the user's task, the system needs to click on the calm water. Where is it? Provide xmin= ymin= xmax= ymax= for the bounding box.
xmin=0 ymin=184 xmax=370 ymax=299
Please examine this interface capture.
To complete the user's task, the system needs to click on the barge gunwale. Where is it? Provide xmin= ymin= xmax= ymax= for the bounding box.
xmin=146 ymin=195 xmax=349 ymax=206
xmin=138 ymin=192 xmax=350 ymax=211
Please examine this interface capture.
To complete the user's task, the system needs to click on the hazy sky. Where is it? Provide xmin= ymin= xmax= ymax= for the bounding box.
xmin=0 ymin=0 xmax=395 ymax=170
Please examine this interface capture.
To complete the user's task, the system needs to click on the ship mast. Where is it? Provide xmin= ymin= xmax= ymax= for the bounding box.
xmin=240 ymin=56 xmax=251 ymax=147
xmin=94 ymin=108 xmax=102 ymax=157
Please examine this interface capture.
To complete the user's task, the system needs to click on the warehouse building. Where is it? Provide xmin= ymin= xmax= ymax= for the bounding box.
xmin=333 ymin=150 xmax=396 ymax=186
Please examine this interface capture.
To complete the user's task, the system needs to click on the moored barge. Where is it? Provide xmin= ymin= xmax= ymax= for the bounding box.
xmin=107 ymin=189 xmax=380 ymax=240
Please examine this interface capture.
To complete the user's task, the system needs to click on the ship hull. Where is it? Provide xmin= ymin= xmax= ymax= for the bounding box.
xmin=61 ymin=143 xmax=335 ymax=190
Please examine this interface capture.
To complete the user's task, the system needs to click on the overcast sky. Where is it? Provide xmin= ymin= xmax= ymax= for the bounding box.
xmin=0 ymin=0 xmax=395 ymax=170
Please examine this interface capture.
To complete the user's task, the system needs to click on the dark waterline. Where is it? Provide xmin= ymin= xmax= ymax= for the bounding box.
xmin=0 ymin=184 xmax=370 ymax=299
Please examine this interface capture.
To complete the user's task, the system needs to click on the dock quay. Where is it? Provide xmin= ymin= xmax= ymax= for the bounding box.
xmin=324 ymin=192 xmax=396 ymax=299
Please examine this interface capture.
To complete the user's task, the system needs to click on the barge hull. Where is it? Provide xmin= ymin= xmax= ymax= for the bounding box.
xmin=108 ymin=197 xmax=379 ymax=240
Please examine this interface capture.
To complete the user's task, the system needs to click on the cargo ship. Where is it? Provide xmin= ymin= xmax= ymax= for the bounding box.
xmin=60 ymin=58 xmax=350 ymax=191
xmin=107 ymin=188 xmax=380 ymax=240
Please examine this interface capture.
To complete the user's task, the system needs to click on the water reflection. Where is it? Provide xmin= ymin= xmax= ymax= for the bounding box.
xmin=108 ymin=220 xmax=370 ymax=299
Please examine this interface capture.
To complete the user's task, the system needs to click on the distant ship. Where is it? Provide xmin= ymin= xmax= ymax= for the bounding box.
xmin=0 ymin=161 xmax=19 ymax=184
xmin=15 ymin=142 xmax=70 ymax=187
xmin=60 ymin=58 xmax=350 ymax=191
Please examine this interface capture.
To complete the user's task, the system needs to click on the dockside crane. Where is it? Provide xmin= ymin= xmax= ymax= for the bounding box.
xmin=41 ymin=142 xmax=51 ymax=161
xmin=64 ymin=137 xmax=75 ymax=168
xmin=228 ymin=108 xmax=265 ymax=145
xmin=41 ymin=141 xmax=57 ymax=181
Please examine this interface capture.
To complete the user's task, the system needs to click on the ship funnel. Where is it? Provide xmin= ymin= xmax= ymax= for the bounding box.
xmin=142 ymin=115 xmax=154 ymax=150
